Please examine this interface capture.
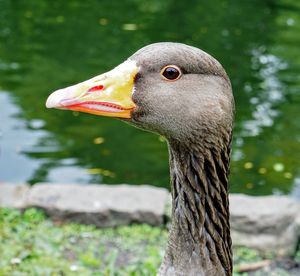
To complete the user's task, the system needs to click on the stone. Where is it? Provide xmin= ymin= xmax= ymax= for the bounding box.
xmin=296 ymin=211 xmax=300 ymax=233
xmin=0 ymin=183 xmax=29 ymax=208
xmin=230 ymin=194 xmax=300 ymax=256
xmin=1 ymin=182 xmax=299 ymax=256
xmin=26 ymin=183 xmax=169 ymax=227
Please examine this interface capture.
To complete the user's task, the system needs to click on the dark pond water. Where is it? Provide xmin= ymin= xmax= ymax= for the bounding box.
xmin=0 ymin=0 xmax=299 ymax=197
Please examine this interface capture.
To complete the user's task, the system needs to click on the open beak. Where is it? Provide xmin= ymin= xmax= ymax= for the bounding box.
xmin=46 ymin=59 xmax=138 ymax=119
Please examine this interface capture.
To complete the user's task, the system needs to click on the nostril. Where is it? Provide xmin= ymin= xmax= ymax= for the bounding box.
xmin=88 ymin=85 xmax=104 ymax=92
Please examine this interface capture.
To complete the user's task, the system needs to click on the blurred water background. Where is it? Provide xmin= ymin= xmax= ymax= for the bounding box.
xmin=0 ymin=0 xmax=299 ymax=197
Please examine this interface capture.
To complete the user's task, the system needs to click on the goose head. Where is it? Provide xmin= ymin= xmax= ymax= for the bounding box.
xmin=46 ymin=42 xmax=234 ymax=142
xmin=46 ymin=42 xmax=235 ymax=275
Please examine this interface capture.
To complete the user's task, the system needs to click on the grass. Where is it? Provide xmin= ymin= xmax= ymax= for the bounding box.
xmin=0 ymin=208 xmax=165 ymax=275
xmin=0 ymin=208 xmax=295 ymax=275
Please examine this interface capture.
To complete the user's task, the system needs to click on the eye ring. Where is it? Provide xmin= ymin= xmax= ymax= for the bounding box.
xmin=160 ymin=65 xmax=182 ymax=81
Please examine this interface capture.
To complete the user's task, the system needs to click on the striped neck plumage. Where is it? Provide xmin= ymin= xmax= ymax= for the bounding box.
xmin=159 ymin=139 xmax=232 ymax=276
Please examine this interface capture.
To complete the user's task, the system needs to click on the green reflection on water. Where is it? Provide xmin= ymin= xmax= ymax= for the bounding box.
xmin=0 ymin=0 xmax=299 ymax=195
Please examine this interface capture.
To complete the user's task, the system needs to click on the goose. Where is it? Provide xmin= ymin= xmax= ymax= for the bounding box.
xmin=46 ymin=42 xmax=234 ymax=276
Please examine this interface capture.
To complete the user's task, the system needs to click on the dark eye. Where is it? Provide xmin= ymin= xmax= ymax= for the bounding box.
xmin=160 ymin=65 xmax=182 ymax=81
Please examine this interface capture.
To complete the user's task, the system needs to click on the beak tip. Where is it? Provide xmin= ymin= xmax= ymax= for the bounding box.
xmin=46 ymin=95 xmax=56 ymax=109
xmin=46 ymin=89 xmax=65 ymax=109
xmin=45 ymin=99 xmax=52 ymax=109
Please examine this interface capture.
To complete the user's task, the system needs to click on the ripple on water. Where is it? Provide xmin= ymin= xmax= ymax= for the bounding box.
xmin=0 ymin=91 xmax=92 ymax=184
xmin=241 ymin=49 xmax=287 ymax=137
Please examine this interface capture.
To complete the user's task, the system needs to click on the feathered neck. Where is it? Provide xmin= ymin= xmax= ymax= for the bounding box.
xmin=159 ymin=138 xmax=232 ymax=276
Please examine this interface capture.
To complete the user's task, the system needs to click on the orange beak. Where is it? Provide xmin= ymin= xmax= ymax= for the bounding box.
xmin=46 ymin=59 xmax=138 ymax=118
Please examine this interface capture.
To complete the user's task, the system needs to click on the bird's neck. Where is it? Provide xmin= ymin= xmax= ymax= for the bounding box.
xmin=159 ymin=140 xmax=232 ymax=276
